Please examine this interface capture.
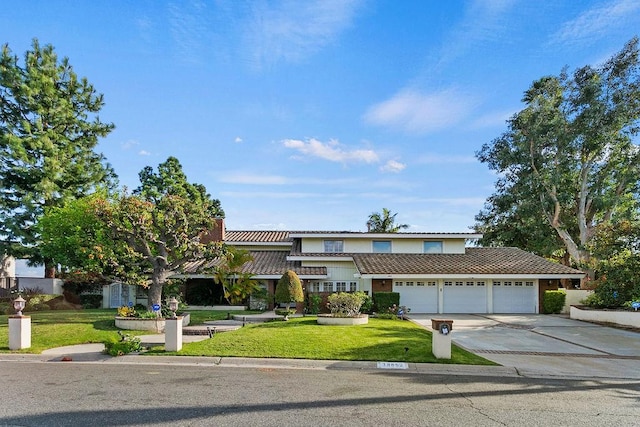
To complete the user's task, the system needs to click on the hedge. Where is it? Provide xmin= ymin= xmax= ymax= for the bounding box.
xmin=543 ymin=290 xmax=566 ymax=314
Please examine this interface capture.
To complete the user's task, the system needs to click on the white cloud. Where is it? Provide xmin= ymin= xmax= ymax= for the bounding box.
xmin=380 ymin=160 xmax=406 ymax=173
xmin=470 ymin=109 xmax=515 ymax=129
xmin=283 ymin=138 xmax=379 ymax=164
xmin=246 ymin=0 xmax=363 ymax=68
xmin=234 ymin=137 xmax=243 ymax=143
xmin=218 ymin=172 xmax=361 ymax=186
xmin=139 ymin=150 xmax=151 ymax=156
xmin=121 ymin=139 xmax=139 ymax=150
xmin=363 ymin=88 xmax=477 ymax=134
xmin=550 ymin=0 xmax=640 ymax=46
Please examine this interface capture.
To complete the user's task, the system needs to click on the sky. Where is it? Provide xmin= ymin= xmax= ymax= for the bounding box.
xmin=2 ymin=0 xmax=640 ymax=276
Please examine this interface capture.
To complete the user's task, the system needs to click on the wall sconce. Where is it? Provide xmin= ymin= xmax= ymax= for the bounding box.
xmin=168 ymin=296 xmax=178 ymax=318
xmin=381 ymin=280 xmax=386 ymax=287
xmin=13 ymin=296 xmax=26 ymax=316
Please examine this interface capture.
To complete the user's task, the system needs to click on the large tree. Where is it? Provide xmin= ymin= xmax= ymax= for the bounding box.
xmin=475 ymin=37 xmax=640 ymax=273
xmin=0 ymin=39 xmax=115 ymax=276
xmin=39 ymin=157 xmax=225 ymax=307
xmin=367 ymin=208 xmax=409 ymax=233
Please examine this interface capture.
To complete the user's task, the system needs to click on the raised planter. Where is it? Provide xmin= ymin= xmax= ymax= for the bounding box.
xmin=317 ymin=314 xmax=368 ymax=325
xmin=115 ymin=313 xmax=191 ymax=333
xmin=570 ymin=306 xmax=639 ymax=328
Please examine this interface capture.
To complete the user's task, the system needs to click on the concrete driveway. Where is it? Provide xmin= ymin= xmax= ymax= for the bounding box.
xmin=409 ymin=314 xmax=640 ymax=380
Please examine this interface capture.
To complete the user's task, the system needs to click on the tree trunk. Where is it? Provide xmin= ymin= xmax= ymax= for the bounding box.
xmin=147 ymin=267 xmax=167 ymax=307
xmin=44 ymin=258 xmax=56 ymax=278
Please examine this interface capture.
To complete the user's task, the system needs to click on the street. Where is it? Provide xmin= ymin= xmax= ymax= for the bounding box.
xmin=1 ymin=361 xmax=639 ymax=426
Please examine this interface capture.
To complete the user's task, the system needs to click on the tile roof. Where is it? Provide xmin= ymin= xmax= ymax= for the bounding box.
xmin=352 ymin=247 xmax=583 ymax=276
xmin=224 ymin=231 xmax=293 ymax=243
xmin=181 ymin=251 xmax=326 ymax=277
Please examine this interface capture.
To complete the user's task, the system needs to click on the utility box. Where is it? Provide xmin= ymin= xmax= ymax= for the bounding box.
xmin=431 ymin=319 xmax=453 ymax=359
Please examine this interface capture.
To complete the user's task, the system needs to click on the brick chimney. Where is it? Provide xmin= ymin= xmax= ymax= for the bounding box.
xmin=202 ymin=217 xmax=225 ymax=243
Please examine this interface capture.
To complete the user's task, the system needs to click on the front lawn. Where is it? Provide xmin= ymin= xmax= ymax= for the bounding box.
xmin=0 ymin=310 xmax=495 ymax=365
xmin=159 ymin=317 xmax=495 ymax=365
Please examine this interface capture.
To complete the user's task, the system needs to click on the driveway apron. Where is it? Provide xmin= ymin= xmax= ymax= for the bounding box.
xmin=408 ymin=313 xmax=640 ymax=380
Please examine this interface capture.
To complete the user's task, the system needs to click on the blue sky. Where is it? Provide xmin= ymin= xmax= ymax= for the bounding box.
xmin=2 ymin=0 xmax=639 ymax=238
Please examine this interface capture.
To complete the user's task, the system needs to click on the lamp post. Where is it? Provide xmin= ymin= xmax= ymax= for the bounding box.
xmin=165 ymin=296 xmax=182 ymax=352
xmin=9 ymin=295 xmax=31 ymax=350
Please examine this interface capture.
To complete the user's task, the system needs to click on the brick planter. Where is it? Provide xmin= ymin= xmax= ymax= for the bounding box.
xmin=317 ymin=314 xmax=368 ymax=325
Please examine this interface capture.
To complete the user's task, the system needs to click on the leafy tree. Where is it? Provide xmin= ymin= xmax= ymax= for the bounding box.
xmin=0 ymin=39 xmax=116 ymax=276
xmin=367 ymin=208 xmax=409 ymax=233
xmin=475 ymin=37 xmax=640 ymax=273
xmin=275 ymin=270 xmax=304 ymax=311
xmin=40 ymin=157 xmax=226 ymax=307
xmin=213 ymin=247 xmax=261 ymax=305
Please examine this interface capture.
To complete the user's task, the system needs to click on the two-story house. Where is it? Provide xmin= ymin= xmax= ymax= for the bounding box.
xmin=181 ymin=219 xmax=583 ymax=314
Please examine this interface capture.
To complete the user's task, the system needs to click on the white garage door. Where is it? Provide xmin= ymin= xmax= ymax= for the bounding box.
xmin=394 ymin=281 xmax=438 ymax=313
xmin=492 ymin=281 xmax=536 ymax=313
xmin=443 ymin=281 xmax=488 ymax=313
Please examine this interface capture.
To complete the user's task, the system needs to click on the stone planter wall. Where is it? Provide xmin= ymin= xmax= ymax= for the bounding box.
xmin=317 ymin=314 xmax=368 ymax=325
xmin=115 ymin=313 xmax=191 ymax=333
xmin=570 ymin=306 xmax=639 ymax=328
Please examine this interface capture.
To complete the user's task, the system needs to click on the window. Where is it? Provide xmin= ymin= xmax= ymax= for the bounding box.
xmin=493 ymin=281 xmax=501 ymax=286
xmin=525 ymin=281 xmax=534 ymax=287
xmin=427 ymin=281 xmax=437 ymax=287
xmin=336 ymin=282 xmax=347 ymax=292
xmin=322 ymin=282 xmax=334 ymax=292
xmin=349 ymin=281 xmax=357 ymax=292
xmin=444 ymin=281 xmax=453 ymax=286
xmin=395 ymin=281 xmax=403 ymax=287
xmin=515 ymin=281 xmax=523 ymax=287
xmin=324 ymin=240 xmax=344 ymax=253
xmin=310 ymin=282 xmax=320 ymax=292
xmin=372 ymin=240 xmax=392 ymax=253
xmin=466 ymin=281 xmax=474 ymax=286
xmin=423 ymin=241 xmax=443 ymax=253
xmin=405 ymin=281 xmax=414 ymax=287
xmin=417 ymin=281 xmax=425 ymax=287
xmin=504 ymin=281 xmax=512 ymax=286
xmin=477 ymin=281 xmax=485 ymax=286
xmin=455 ymin=281 xmax=464 ymax=286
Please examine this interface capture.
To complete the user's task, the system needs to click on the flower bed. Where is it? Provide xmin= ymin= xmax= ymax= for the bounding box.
xmin=570 ymin=306 xmax=639 ymax=328
xmin=115 ymin=313 xmax=191 ymax=333
xmin=317 ymin=313 xmax=368 ymax=325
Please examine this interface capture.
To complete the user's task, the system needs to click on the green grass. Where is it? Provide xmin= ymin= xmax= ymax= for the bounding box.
xmin=158 ymin=317 xmax=495 ymax=365
xmin=0 ymin=310 xmax=495 ymax=365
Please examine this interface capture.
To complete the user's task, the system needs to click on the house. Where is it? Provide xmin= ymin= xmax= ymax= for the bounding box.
xmin=180 ymin=219 xmax=584 ymax=314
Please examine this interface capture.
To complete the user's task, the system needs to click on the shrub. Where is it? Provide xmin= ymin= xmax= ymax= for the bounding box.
xmin=327 ymin=292 xmax=368 ymax=317
xmin=376 ymin=304 xmax=411 ymax=320
xmin=80 ymin=294 xmax=103 ymax=309
xmin=591 ymin=281 xmax=627 ymax=308
xmin=306 ymin=293 xmax=323 ymax=315
xmin=373 ymin=292 xmax=400 ymax=313
xmin=543 ymin=290 xmax=566 ymax=314
xmin=275 ymin=270 xmax=304 ymax=309
xmin=103 ymin=335 xmax=142 ymax=356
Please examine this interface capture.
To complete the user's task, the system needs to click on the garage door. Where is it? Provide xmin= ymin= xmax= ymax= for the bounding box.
xmin=492 ymin=280 xmax=536 ymax=313
xmin=443 ymin=281 xmax=488 ymax=313
xmin=394 ymin=281 xmax=438 ymax=313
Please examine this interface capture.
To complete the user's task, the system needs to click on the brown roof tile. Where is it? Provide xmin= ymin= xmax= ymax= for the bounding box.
xmin=352 ymin=247 xmax=583 ymax=276
xmin=181 ymin=251 xmax=326 ymax=277
xmin=224 ymin=231 xmax=293 ymax=243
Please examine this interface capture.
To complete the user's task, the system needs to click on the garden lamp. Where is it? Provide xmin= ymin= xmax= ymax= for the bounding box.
xmin=13 ymin=295 xmax=26 ymax=316
xmin=168 ymin=296 xmax=178 ymax=318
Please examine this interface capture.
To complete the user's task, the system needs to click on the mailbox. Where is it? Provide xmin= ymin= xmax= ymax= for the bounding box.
xmin=431 ymin=319 xmax=453 ymax=335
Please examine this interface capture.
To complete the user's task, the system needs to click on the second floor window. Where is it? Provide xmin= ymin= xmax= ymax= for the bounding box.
xmin=324 ymin=240 xmax=344 ymax=253
xmin=372 ymin=240 xmax=391 ymax=253
xmin=423 ymin=241 xmax=443 ymax=253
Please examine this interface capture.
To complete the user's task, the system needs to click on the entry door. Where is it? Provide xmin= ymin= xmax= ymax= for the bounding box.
xmin=109 ymin=283 xmax=130 ymax=308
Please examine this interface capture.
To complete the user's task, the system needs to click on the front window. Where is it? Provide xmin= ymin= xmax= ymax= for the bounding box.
xmin=372 ymin=240 xmax=392 ymax=253
xmin=336 ymin=281 xmax=347 ymax=292
xmin=423 ymin=241 xmax=443 ymax=253
xmin=324 ymin=240 xmax=344 ymax=253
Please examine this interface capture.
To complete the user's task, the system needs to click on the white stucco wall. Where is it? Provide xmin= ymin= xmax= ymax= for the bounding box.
xmin=300 ymin=237 xmax=467 ymax=254
xmin=1 ymin=255 xmax=16 ymax=277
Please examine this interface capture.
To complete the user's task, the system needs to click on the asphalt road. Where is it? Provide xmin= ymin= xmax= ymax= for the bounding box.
xmin=1 ymin=361 xmax=639 ymax=426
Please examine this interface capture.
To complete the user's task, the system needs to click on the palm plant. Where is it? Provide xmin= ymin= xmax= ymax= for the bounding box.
xmin=367 ymin=208 xmax=409 ymax=232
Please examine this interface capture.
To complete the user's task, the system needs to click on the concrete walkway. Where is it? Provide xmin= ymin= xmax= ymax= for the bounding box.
xmin=408 ymin=313 xmax=640 ymax=380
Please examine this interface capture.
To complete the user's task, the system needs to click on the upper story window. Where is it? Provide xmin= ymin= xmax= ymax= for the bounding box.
xmin=372 ymin=240 xmax=392 ymax=253
xmin=423 ymin=241 xmax=443 ymax=253
xmin=324 ymin=240 xmax=344 ymax=253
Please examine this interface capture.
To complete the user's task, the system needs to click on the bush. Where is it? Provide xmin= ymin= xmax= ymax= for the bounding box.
xmin=542 ymin=290 xmax=566 ymax=314
xmin=103 ymin=335 xmax=142 ymax=356
xmin=591 ymin=281 xmax=627 ymax=308
xmin=306 ymin=293 xmax=323 ymax=315
xmin=80 ymin=294 xmax=103 ymax=309
xmin=373 ymin=292 xmax=400 ymax=313
xmin=327 ymin=292 xmax=368 ymax=317
xmin=275 ymin=270 xmax=304 ymax=308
